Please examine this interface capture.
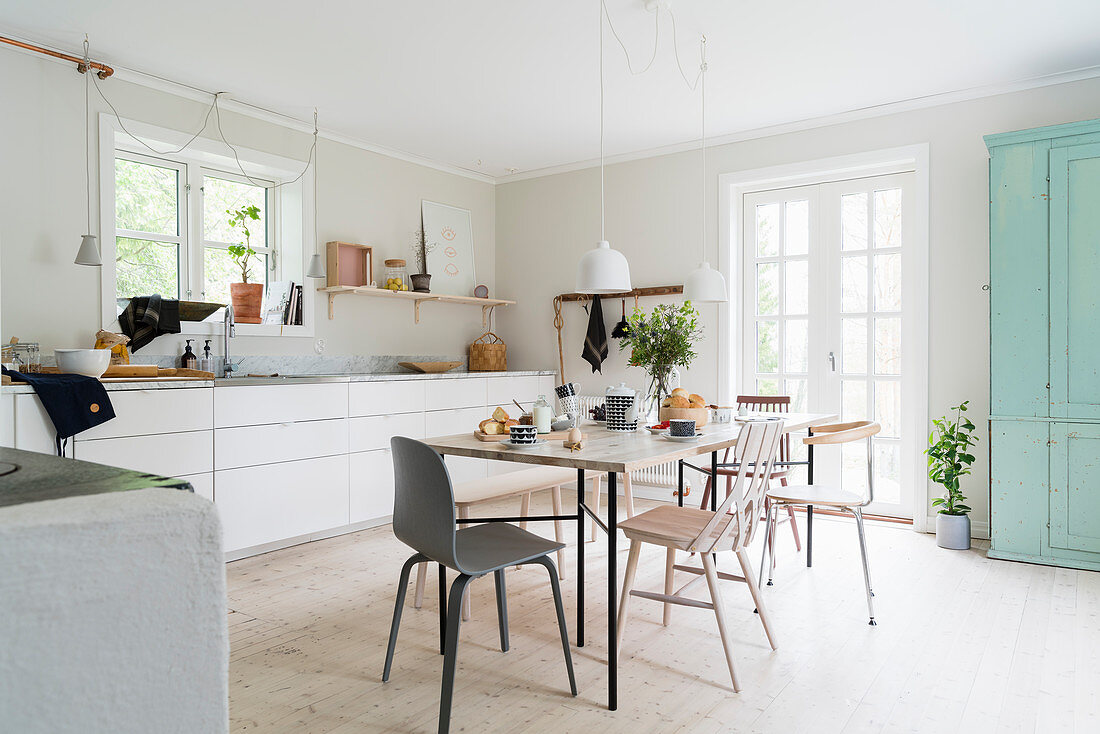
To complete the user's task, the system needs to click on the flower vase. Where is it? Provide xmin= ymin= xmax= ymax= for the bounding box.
xmin=642 ymin=368 xmax=673 ymax=422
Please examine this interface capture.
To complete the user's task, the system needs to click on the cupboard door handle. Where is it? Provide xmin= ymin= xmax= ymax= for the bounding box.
xmin=827 ymin=352 xmax=837 ymax=372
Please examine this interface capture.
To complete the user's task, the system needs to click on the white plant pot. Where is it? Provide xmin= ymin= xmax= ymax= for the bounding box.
xmin=936 ymin=513 xmax=971 ymax=550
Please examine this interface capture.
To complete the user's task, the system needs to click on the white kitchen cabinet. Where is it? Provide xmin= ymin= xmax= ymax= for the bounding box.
xmin=180 ymin=472 xmax=214 ymax=502
xmin=74 ymin=430 xmax=213 ymax=477
xmin=216 ymin=454 xmax=350 ymax=552
xmin=80 ymin=387 xmax=213 ymax=440
xmin=214 ymin=418 xmax=348 ymax=470
xmin=214 ymin=383 xmax=347 ymax=428
xmin=487 ymin=375 xmax=540 ymax=411
xmin=425 ymin=377 xmax=487 ymax=410
xmin=0 ymin=393 xmax=14 ymax=448
xmin=538 ymin=374 xmax=558 ymax=401
xmin=349 ymin=449 xmax=395 ymax=523
xmin=12 ymin=394 xmax=68 ymax=455
xmin=424 ymin=406 xmax=486 ymax=437
xmin=349 ymin=413 xmax=425 ymax=453
xmin=349 ymin=380 xmax=426 ymax=417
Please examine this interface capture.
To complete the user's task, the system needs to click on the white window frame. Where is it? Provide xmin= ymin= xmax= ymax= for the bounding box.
xmin=199 ymin=167 xmax=278 ymax=301
xmin=718 ymin=145 xmax=929 ymax=529
xmin=98 ymin=113 xmax=316 ymax=338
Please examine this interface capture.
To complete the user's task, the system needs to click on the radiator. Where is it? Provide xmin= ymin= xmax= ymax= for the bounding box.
xmin=575 ymin=394 xmax=689 ymax=491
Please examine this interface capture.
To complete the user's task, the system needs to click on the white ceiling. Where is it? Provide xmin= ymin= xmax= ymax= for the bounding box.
xmin=4 ymin=0 xmax=1100 ymax=179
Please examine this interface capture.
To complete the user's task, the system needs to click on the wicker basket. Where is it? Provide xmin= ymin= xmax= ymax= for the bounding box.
xmin=469 ymin=332 xmax=507 ymax=372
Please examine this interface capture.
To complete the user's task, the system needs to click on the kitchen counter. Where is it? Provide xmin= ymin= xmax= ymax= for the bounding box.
xmin=2 ymin=370 xmax=556 ymax=393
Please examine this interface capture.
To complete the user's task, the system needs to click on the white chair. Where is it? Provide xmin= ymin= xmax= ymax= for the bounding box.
xmin=759 ymin=420 xmax=881 ymax=625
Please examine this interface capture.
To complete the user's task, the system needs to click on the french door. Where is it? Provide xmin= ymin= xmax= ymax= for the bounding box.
xmin=740 ymin=172 xmax=916 ymax=518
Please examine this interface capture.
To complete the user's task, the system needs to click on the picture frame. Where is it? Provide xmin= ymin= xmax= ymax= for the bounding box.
xmin=421 ymin=200 xmax=476 ymax=297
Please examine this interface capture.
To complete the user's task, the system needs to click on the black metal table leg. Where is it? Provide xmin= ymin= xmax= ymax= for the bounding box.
xmin=577 ymin=467 xmax=584 ymax=647
xmin=607 ymin=470 xmax=618 ymax=711
xmin=711 ymin=451 xmax=718 ymax=512
xmin=807 ymin=428 xmax=814 ymax=568
xmin=677 ymin=459 xmax=684 ymax=507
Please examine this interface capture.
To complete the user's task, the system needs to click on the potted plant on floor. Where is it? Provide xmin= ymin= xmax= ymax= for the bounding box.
xmin=227 ymin=205 xmax=263 ymax=323
xmin=409 ymin=229 xmax=436 ymax=293
xmin=618 ymin=301 xmax=703 ymax=420
xmin=926 ymin=400 xmax=978 ymax=550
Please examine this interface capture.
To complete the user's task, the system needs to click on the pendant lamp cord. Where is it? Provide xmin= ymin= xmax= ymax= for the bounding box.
xmin=599 ymin=0 xmax=605 ymax=241
xmin=83 ymin=36 xmax=91 ymax=234
xmin=700 ymin=35 xmax=706 ymax=263
xmin=313 ymin=107 xmax=320 ymax=259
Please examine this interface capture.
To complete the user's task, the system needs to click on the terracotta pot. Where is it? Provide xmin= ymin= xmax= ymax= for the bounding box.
xmin=410 ymin=273 xmax=432 ymax=293
xmin=230 ymin=282 xmax=264 ymax=324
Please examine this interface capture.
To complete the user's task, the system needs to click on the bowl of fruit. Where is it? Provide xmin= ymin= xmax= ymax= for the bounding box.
xmin=645 ymin=420 xmax=670 ymax=435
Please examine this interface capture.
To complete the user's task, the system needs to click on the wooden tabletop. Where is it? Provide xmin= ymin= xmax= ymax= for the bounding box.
xmin=423 ymin=412 xmax=838 ymax=474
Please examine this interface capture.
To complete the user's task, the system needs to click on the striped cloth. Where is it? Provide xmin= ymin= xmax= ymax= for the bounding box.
xmin=118 ymin=295 xmax=181 ymax=353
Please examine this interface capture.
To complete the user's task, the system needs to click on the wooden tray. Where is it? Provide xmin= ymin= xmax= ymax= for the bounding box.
xmin=399 ymin=361 xmax=463 ymax=374
xmin=474 ymin=429 xmax=587 ymax=442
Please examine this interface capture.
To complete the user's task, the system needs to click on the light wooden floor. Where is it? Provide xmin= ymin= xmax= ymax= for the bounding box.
xmin=227 ymin=490 xmax=1100 ymax=733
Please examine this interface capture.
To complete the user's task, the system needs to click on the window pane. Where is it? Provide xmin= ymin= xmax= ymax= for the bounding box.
xmin=842 ymin=318 xmax=867 ymax=374
xmin=115 ymin=237 xmax=179 ymax=299
xmin=204 ymin=247 xmax=267 ymax=306
xmin=875 ymin=380 xmax=901 ymax=438
xmin=784 ymin=378 xmax=807 ymax=413
xmin=842 ymin=379 xmax=868 ymax=422
xmin=874 ymin=317 xmax=901 ymax=375
xmin=842 ymin=441 xmax=868 ymax=496
xmin=115 ymin=158 xmax=178 ymax=236
xmin=873 ymin=188 xmax=902 ymax=249
xmin=204 ymin=176 xmax=268 ymax=246
xmin=785 ymin=319 xmax=808 ymax=373
xmin=756 ymin=378 xmax=780 ymax=397
xmin=785 ymin=200 xmax=808 ymax=255
xmin=757 ymin=263 xmax=779 ymax=315
xmin=756 ymin=320 xmax=778 ymax=373
xmin=756 ymin=203 xmax=779 ymax=257
xmin=842 ymin=193 xmax=868 ymax=251
xmin=873 ymin=253 xmax=902 ymax=311
xmin=841 ymin=255 xmax=868 ymax=313
xmin=785 ymin=260 xmax=808 ymax=314
xmin=873 ymin=441 xmax=901 ymax=504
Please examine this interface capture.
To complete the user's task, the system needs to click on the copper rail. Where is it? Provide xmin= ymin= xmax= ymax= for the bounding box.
xmin=0 ymin=34 xmax=114 ymax=78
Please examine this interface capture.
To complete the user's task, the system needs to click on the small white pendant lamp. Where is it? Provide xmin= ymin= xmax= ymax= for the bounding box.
xmin=576 ymin=0 xmax=631 ymax=294
xmin=682 ymin=37 xmax=726 ymax=303
xmin=305 ymin=109 xmax=326 ymax=279
xmin=75 ymin=38 xmax=101 ymax=267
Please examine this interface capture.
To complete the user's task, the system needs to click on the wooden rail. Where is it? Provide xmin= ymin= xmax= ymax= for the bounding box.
xmin=0 ymin=35 xmax=115 ymax=78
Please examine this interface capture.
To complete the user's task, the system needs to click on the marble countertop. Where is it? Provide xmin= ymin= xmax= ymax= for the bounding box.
xmin=3 ymin=370 xmax=556 ymax=394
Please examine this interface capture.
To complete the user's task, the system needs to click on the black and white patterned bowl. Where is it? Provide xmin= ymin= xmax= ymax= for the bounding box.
xmin=508 ymin=425 xmax=538 ymax=444
xmin=669 ymin=419 xmax=697 ymax=437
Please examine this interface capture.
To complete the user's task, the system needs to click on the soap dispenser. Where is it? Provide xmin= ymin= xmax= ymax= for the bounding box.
xmin=199 ymin=340 xmax=214 ymax=374
xmin=180 ymin=339 xmax=198 ymax=370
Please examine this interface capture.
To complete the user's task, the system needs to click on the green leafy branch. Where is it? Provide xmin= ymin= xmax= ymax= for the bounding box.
xmin=925 ymin=400 xmax=978 ymax=516
xmin=617 ymin=302 xmax=703 ymax=381
xmin=226 ymin=205 xmax=261 ymax=283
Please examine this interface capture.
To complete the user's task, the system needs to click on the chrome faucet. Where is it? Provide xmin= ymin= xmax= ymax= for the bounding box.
xmin=222 ymin=305 xmax=238 ymax=377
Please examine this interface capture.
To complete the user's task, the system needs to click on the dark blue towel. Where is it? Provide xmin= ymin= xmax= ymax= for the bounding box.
xmin=2 ymin=367 xmax=115 ymax=455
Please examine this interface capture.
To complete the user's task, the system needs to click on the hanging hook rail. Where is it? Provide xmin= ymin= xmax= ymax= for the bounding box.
xmin=1 ymin=34 xmax=114 ymax=78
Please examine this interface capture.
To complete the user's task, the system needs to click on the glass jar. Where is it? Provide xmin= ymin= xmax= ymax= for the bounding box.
xmin=383 ymin=259 xmax=409 ymax=292
xmin=532 ymin=394 xmax=553 ymax=434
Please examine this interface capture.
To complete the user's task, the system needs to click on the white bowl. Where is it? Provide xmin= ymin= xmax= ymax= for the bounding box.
xmin=55 ymin=348 xmax=112 ymax=378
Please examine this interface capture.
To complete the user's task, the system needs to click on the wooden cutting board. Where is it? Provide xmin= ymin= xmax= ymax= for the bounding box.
xmin=103 ymin=365 xmax=159 ymax=377
xmin=474 ymin=429 xmax=587 ymax=442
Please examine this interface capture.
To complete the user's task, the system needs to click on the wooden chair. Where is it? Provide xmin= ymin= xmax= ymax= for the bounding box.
xmin=759 ymin=420 xmax=881 ymax=625
xmin=616 ymin=420 xmax=784 ymax=691
xmin=412 ymin=467 xmax=603 ymax=620
xmin=698 ymin=395 xmax=801 ymax=554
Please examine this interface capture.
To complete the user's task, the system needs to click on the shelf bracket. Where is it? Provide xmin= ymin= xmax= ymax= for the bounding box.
xmin=328 ymin=292 xmax=336 ymax=320
xmin=413 ymin=297 xmax=440 ymax=324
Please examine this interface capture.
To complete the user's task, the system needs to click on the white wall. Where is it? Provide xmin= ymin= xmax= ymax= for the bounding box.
xmin=495 ymin=75 xmax=1100 ymax=532
xmin=0 ymin=48 xmax=496 ymax=359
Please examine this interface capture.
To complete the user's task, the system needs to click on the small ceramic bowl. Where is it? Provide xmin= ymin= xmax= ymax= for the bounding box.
xmin=669 ymin=418 xmax=697 ymax=437
xmin=508 ymin=425 xmax=538 ymax=444
xmin=54 ymin=348 xmax=111 ymax=378
xmin=711 ymin=406 xmax=734 ymax=424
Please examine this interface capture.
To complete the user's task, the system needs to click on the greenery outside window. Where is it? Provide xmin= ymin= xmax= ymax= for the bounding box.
xmin=114 ymin=153 xmax=185 ymax=300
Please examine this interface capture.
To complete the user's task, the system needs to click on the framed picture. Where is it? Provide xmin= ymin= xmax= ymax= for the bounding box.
xmin=421 ymin=200 xmax=476 ymax=297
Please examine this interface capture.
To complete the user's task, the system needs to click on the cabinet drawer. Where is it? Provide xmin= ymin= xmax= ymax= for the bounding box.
xmin=214 ymin=383 xmax=347 ymax=428
xmin=350 ymin=449 xmax=395 ymax=523
xmin=11 ymin=394 xmax=63 ymax=454
xmin=425 ymin=378 xmax=486 ymax=410
xmin=349 ymin=380 xmax=426 ymax=417
xmin=214 ymin=418 xmax=348 ymax=470
xmin=180 ymin=472 xmax=214 ymax=502
xmin=487 ymin=376 xmax=540 ymax=411
xmin=424 ymin=407 xmax=485 ymax=437
xmin=349 ymin=413 xmax=424 ymax=453
xmin=74 ymin=430 xmax=213 ymax=477
xmin=216 ymin=455 xmax=349 ymax=552
xmin=79 ymin=387 xmax=213 ymax=440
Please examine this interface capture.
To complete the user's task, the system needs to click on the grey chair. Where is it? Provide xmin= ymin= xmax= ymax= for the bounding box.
xmin=382 ymin=437 xmax=577 ymax=734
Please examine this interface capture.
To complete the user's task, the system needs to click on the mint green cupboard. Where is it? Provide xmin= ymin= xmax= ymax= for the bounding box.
xmin=986 ymin=119 xmax=1100 ymax=571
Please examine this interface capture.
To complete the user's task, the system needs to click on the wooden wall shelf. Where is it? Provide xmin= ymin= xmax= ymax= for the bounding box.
xmin=318 ymin=286 xmax=515 ymax=326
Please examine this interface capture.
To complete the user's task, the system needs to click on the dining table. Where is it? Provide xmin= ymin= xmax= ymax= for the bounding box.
xmin=422 ymin=410 xmax=837 ymax=711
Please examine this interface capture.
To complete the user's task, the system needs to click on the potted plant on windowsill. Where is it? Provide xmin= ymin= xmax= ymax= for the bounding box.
xmin=926 ymin=400 xmax=978 ymax=550
xmin=617 ymin=301 xmax=703 ymax=421
xmin=409 ymin=229 xmax=436 ymax=293
xmin=227 ymin=205 xmax=263 ymax=324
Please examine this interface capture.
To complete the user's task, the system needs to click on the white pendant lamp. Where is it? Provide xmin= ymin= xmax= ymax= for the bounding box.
xmin=682 ymin=37 xmax=726 ymax=303
xmin=305 ymin=109 xmax=326 ymax=279
xmin=75 ymin=38 xmax=101 ymax=267
xmin=576 ymin=0 xmax=631 ymax=294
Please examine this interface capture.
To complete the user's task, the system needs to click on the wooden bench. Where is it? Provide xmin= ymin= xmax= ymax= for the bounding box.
xmin=413 ymin=466 xmax=604 ymax=619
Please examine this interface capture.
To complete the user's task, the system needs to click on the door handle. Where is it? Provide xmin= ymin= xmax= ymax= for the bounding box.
xmin=828 ymin=351 xmax=837 ymax=372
